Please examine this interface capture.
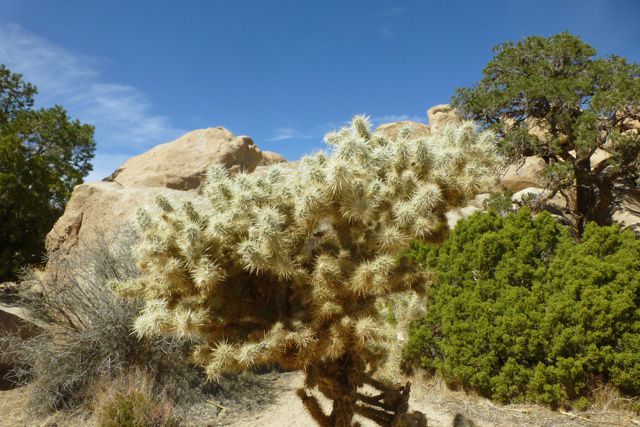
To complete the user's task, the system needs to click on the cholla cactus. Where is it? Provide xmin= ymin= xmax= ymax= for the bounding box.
xmin=116 ymin=117 xmax=498 ymax=426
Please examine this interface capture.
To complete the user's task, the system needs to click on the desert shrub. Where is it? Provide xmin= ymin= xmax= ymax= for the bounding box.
xmin=405 ymin=209 xmax=640 ymax=408
xmin=94 ymin=370 xmax=178 ymax=427
xmin=0 ymin=229 xmax=201 ymax=412
xmin=114 ymin=117 xmax=499 ymax=426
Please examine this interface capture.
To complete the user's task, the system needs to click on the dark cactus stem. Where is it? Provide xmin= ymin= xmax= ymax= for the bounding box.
xmin=300 ymin=354 xmax=427 ymax=426
xmin=328 ymin=354 xmax=360 ymax=427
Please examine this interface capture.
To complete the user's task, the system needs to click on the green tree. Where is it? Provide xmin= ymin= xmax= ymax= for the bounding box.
xmin=0 ymin=64 xmax=95 ymax=280
xmin=452 ymin=32 xmax=640 ymax=235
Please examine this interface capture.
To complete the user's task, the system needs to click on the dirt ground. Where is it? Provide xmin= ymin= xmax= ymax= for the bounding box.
xmin=226 ymin=372 xmax=640 ymax=427
xmin=1 ymin=371 xmax=639 ymax=426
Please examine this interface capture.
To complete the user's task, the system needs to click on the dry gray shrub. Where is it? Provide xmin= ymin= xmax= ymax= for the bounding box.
xmin=0 ymin=227 xmax=203 ymax=413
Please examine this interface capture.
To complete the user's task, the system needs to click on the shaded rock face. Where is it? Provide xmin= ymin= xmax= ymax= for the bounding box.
xmin=612 ymin=188 xmax=640 ymax=235
xmin=0 ymin=305 xmax=40 ymax=341
xmin=45 ymin=127 xmax=283 ymax=262
xmin=107 ymin=127 xmax=263 ymax=192
xmin=0 ymin=305 xmax=42 ymax=389
xmin=500 ymin=157 xmax=547 ymax=192
xmin=45 ymin=181 xmax=205 ymax=256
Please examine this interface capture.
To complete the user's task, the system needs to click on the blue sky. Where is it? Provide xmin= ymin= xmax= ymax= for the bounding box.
xmin=1 ymin=1 xmax=638 ymax=182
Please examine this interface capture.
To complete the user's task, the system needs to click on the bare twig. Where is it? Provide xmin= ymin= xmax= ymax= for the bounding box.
xmin=205 ymin=399 xmax=228 ymax=411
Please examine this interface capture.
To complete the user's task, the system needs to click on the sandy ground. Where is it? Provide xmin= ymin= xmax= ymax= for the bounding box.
xmin=1 ymin=371 xmax=639 ymax=427
xmin=226 ymin=372 xmax=639 ymax=427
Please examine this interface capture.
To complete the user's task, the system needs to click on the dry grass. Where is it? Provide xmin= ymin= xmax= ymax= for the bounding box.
xmin=407 ymin=372 xmax=640 ymax=426
xmin=173 ymin=370 xmax=284 ymax=426
xmin=92 ymin=369 xmax=178 ymax=427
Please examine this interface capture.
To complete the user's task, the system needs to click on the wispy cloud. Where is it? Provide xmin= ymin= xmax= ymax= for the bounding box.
xmin=267 ymin=126 xmax=317 ymax=141
xmin=0 ymin=24 xmax=184 ymax=181
xmin=379 ymin=26 xmax=394 ymax=40
xmin=377 ymin=6 xmax=405 ymax=40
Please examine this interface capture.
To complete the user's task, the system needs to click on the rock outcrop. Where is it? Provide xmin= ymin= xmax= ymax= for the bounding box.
xmin=612 ymin=188 xmax=640 ymax=234
xmin=0 ymin=305 xmax=41 ymax=341
xmin=260 ymin=151 xmax=288 ymax=166
xmin=374 ymin=105 xmax=461 ymax=140
xmin=107 ymin=127 xmax=263 ymax=192
xmin=45 ymin=181 xmax=205 ymax=256
xmin=445 ymin=194 xmax=491 ymax=228
xmin=375 ymin=121 xmax=431 ymax=140
xmin=46 ymin=127 xmax=283 ymax=261
xmin=0 ymin=304 xmax=42 ymax=389
xmin=427 ymin=104 xmax=461 ymax=134
xmin=500 ymin=157 xmax=547 ymax=191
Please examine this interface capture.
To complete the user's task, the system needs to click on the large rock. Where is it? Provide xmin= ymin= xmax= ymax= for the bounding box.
xmin=374 ymin=104 xmax=460 ymax=142
xmin=45 ymin=181 xmax=205 ymax=257
xmin=500 ymin=157 xmax=547 ymax=191
xmin=500 ymin=149 xmax=615 ymax=193
xmin=0 ymin=304 xmax=42 ymax=389
xmin=108 ymin=127 xmax=263 ymax=192
xmin=260 ymin=151 xmax=288 ymax=166
xmin=375 ymin=121 xmax=431 ymax=140
xmin=446 ymin=206 xmax=480 ymax=228
xmin=46 ymin=128 xmax=285 ymax=261
xmin=613 ymin=188 xmax=640 ymax=235
xmin=512 ymin=187 xmax=567 ymax=212
xmin=0 ymin=304 xmax=40 ymax=341
xmin=427 ymin=104 xmax=461 ymax=134
xmin=590 ymin=148 xmax=611 ymax=168
xmin=445 ymin=194 xmax=491 ymax=228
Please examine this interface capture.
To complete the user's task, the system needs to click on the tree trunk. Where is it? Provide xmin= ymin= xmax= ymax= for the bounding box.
xmin=572 ymin=161 xmax=601 ymax=236
xmin=594 ymin=178 xmax=615 ymax=226
xmin=571 ymin=159 xmax=616 ymax=236
xmin=573 ymin=169 xmax=590 ymax=236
